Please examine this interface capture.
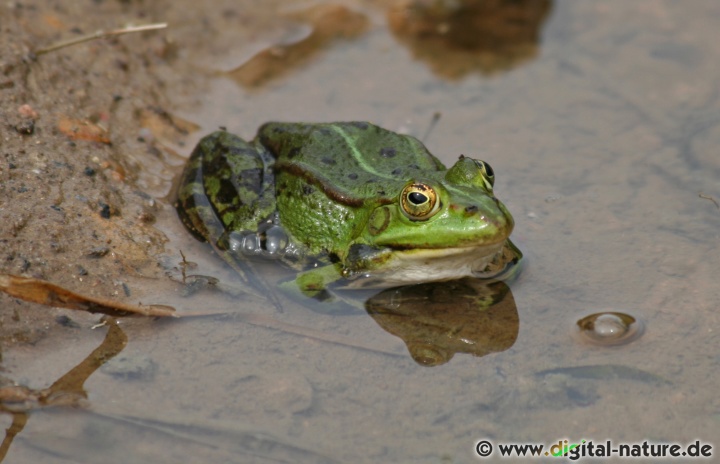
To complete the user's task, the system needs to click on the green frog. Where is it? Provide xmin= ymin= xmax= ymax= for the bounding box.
xmin=175 ymin=122 xmax=521 ymax=305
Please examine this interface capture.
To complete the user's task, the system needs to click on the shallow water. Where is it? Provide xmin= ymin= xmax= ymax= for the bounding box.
xmin=4 ymin=0 xmax=720 ymax=462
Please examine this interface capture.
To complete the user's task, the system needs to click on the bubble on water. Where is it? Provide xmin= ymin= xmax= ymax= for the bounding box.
xmin=575 ymin=311 xmax=644 ymax=346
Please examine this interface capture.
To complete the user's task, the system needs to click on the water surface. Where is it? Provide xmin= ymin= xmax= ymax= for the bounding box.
xmin=5 ymin=0 xmax=720 ymax=462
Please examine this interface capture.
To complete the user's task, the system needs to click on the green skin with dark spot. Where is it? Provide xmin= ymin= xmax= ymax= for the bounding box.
xmin=176 ymin=122 xmax=521 ymax=298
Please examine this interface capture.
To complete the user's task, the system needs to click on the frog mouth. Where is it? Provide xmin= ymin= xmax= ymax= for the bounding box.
xmin=344 ymin=242 xmax=510 ymax=289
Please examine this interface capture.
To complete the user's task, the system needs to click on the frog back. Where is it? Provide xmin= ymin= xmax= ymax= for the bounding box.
xmin=258 ymin=121 xmax=446 ymax=204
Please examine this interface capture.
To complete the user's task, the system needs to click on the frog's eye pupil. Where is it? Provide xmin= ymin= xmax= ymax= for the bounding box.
xmin=473 ymin=159 xmax=495 ymax=188
xmin=475 ymin=160 xmax=494 ymax=177
xmin=483 ymin=162 xmax=494 ymax=178
xmin=408 ymin=192 xmax=427 ymax=205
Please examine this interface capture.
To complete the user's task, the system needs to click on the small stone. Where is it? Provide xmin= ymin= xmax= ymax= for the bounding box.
xmin=88 ymin=246 xmax=110 ymax=258
xmin=55 ymin=315 xmax=80 ymax=328
xmin=14 ymin=120 xmax=34 ymax=135
xmin=18 ymin=104 xmax=38 ymax=119
xmin=98 ymin=201 xmax=112 ymax=219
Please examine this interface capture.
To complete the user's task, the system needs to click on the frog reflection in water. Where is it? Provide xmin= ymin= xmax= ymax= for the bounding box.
xmin=366 ymin=278 xmax=519 ymax=366
xmin=175 ymin=122 xmax=521 ymax=307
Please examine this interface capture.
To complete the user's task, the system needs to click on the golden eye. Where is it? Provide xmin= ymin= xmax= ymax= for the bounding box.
xmin=400 ymin=182 xmax=440 ymax=221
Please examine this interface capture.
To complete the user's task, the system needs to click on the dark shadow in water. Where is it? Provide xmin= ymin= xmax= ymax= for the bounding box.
xmin=388 ymin=0 xmax=554 ymax=78
xmin=0 ymin=320 xmax=127 ymax=462
xmin=19 ymin=410 xmax=344 ymax=464
xmin=365 ymin=278 xmax=518 ymax=366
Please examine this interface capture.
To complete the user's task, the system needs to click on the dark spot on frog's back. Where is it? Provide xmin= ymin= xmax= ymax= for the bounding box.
xmin=287 ymin=146 xmax=301 ymax=159
xmin=350 ymin=121 xmax=369 ymax=130
xmin=215 ymin=176 xmax=243 ymax=208
xmin=321 ymin=156 xmax=336 ymax=166
xmin=303 ymin=184 xmax=315 ymax=195
xmin=348 ymin=172 xmax=358 ymax=180
xmin=380 ymin=147 xmax=396 ymax=158
xmin=318 ymin=127 xmax=333 ymax=137
xmin=391 ymin=168 xmax=402 ymax=176
xmin=237 ymin=168 xmax=263 ymax=194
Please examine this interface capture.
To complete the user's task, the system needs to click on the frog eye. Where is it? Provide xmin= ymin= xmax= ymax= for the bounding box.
xmin=400 ymin=182 xmax=440 ymax=221
xmin=474 ymin=160 xmax=495 ymax=189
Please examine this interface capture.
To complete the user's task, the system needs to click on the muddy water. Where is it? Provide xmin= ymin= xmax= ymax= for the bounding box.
xmin=4 ymin=0 xmax=720 ymax=462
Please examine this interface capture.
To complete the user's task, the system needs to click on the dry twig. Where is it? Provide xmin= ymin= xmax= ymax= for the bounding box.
xmin=34 ymin=23 xmax=168 ymax=56
xmin=698 ymin=192 xmax=720 ymax=209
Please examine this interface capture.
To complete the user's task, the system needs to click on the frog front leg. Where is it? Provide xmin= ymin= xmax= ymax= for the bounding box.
xmin=278 ymin=264 xmax=365 ymax=313
xmin=279 ymin=262 xmax=341 ymax=298
xmin=279 ymin=245 xmax=396 ymax=313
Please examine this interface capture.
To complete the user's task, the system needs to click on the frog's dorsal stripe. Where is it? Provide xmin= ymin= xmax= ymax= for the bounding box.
xmin=330 ymin=124 xmax=395 ymax=180
xmin=444 ymin=183 xmax=477 ymax=201
xmin=275 ymin=159 xmax=394 ymax=207
xmin=443 ymin=182 xmax=500 ymax=208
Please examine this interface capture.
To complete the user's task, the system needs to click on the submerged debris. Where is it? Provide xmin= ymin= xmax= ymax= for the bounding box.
xmin=57 ymin=116 xmax=111 ymax=144
xmin=536 ymin=364 xmax=670 ymax=385
xmin=698 ymin=192 xmax=719 ymax=209
xmin=0 ymin=273 xmax=176 ymax=318
xmin=0 ymin=320 xmax=128 ymax=460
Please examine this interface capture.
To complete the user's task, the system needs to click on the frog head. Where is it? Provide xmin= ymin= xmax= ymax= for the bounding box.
xmin=346 ymin=155 xmax=516 ymax=287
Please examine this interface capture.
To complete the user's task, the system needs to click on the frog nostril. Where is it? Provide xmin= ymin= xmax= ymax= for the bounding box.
xmin=464 ymin=205 xmax=478 ymax=214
